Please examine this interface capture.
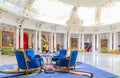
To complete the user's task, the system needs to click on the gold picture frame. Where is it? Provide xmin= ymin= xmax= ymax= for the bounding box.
xmin=70 ymin=38 xmax=78 ymax=49
xmin=101 ymin=39 xmax=108 ymax=49
xmin=2 ymin=30 xmax=14 ymax=48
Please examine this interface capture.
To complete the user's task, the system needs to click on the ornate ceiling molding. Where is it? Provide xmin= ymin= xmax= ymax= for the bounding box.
xmin=0 ymin=8 xmax=7 ymax=18
xmin=16 ymin=17 xmax=29 ymax=25
xmin=35 ymin=22 xmax=44 ymax=28
xmin=58 ymin=0 xmax=114 ymax=7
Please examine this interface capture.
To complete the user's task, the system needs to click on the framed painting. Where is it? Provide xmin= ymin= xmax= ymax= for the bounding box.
xmin=2 ymin=30 xmax=14 ymax=48
xmin=71 ymin=38 xmax=78 ymax=48
xmin=101 ymin=39 xmax=108 ymax=49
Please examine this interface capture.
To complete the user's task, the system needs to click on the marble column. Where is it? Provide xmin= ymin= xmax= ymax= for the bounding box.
xmin=64 ymin=33 xmax=67 ymax=49
xmin=113 ymin=32 xmax=118 ymax=50
xmin=15 ymin=27 xmax=19 ymax=50
xmin=54 ymin=32 xmax=57 ymax=51
xmin=28 ymin=33 xmax=32 ymax=48
xmin=20 ymin=27 xmax=24 ymax=49
xmin=78 ymin=34 xmax=81 ymax=50
xmin=50 ymin=32 xmax=54 ymax=52
xmin=96 ymin=34 xmax=99 ymax=51
xmin=92 ymin=34 xmax=95 ymax=52
xmin=109 ymin=33 xmax=113 ymax=50
xmin=66 ymin=32 xmax=70 ymax=56
xmin=82 ymin=34 xmax=84 ymax=50
xmin=38 ymin=30 xmax=42 ymax=52
xmin=34 ymin=30 xmax=38 ymax=52
xmin=116 ymin=32 xmax=118 ymax=50
xmin=67 ymin=33 xmax=70 ymax=50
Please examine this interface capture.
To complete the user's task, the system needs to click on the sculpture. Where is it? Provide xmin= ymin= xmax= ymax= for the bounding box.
xmin=42 ymin=34 xmax=49 ymax=52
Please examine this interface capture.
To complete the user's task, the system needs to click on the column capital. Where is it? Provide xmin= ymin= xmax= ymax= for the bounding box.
xmin=38 ymin=29 xmax=41 ymax=32
xmin=17 ymin=17 xmax=28 ymax=25
xmin=19 ymin=25 xmax=24 ymax=30
xmin=109 ymin=25 xmax=116 ymax=32
xmin=20 ymin=27 xmax=24 ymax=30
xmin=16 ymin=26 xmax=20 ymax=29
xmin=51 ymin=25 xmax=56 ymax=32
xmin=51 ymin=31 xmax=54 ymax=34
xmin=79 ymin=33 xmax=82 ymax=35
xmin=79 ymin=27 xmax=84 ymax=33
xmin=53 ymin=32 xmax=57 ymax=34
xmin=82 ymin=33 xmax=85 ymax=35
xmin=35 ymin=22 xmax=43 ymax=28
xmin=113 ymin=32 xmax=117 ymax=34
xmin=35 ymin=29 xmax=39 ymax=32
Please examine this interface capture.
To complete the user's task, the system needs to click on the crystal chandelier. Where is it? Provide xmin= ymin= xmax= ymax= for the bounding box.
xmin=66 ymin=6 xmax=83 ymax=31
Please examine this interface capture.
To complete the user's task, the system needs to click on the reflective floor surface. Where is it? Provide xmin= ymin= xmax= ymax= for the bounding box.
xmin=0 ymin=52 xmax=120 ymax=76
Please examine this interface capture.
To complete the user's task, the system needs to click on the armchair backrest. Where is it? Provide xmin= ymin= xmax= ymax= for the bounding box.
xmin=26 ymin=49 xmax=35 ymax=58
xmin=69 ymin=50 xmax=78 ymax=66
xmin=15 ymin=51 xmax=27 ymax=69
xmin=59 ymin=49 xmax=67 ymax=57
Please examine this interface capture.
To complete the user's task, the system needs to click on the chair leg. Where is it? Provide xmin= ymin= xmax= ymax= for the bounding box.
xmin=42 ymin=61 xmax=44 ymax=66
xmin=51 ymin=60 xmax=52 ymax=64
xmin=55 ymin=65 xmax=58 ymax=71
xmin=68 ymin=66 xmax=70 ymax=72
xmin=74 ymin=65 xmax=75 ymax=69
xmin=39 ymin=66 xmax=42 ymax=71
xmin=43 ymin=61 xmax=44 ymax=65
xmin=18 ymin=68 xmax=20 ymax=72
xmin=26 ymin=68 xmax=28 ymax=75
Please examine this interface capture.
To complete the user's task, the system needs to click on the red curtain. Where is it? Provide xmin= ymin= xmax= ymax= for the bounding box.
xmin=19 ymin=33 xmax=28 ymax=50
xmin=24 ymin=33 xmax=28 ymax=50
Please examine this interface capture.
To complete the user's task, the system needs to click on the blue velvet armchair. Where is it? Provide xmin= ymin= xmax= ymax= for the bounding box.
xmin=56 ymin=50 xmax=78 ymax=72
xmin=51 ymin=49 xmax=67 ymax=62
xmin=26 ymin=49 xmax=43 ymax=64
xmin=15 ymin=50 xmax=42 ymax=75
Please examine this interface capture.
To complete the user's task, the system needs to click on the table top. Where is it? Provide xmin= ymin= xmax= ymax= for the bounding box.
xmin=39 ymin=53 xmax=56 ymax=57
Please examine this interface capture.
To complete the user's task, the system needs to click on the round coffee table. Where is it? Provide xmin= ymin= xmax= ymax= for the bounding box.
xmin=44 ymin=65 xmax=55 ymax=74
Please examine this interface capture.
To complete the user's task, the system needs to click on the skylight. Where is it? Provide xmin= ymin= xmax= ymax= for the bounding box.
xmin=78 ymin=7 xmax=95 ymax=26
xmin=32 ymin=0 xmax=73 ymax=25
xmin=32 ymin=0 xmax=120 ymax=26
xmin=0 ymin=0 xmax=27 ymax=11
xmin=0 ymin=0 xmax=120 ymax=26
xmin=101 ymin=2 xmax=120 ymax=25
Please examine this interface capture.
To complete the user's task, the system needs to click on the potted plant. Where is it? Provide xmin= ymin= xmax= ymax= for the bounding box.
xmin=100 ymin=48 xmax=108 ymax=53
xmin=79 ymin=49 xmax=84 ymax=53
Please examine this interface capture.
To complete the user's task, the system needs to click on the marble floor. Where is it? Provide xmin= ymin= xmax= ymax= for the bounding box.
xmin=0 ymin=52 xmax=120 ymax=76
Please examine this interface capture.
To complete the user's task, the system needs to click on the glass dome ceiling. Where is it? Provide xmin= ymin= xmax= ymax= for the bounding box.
xmin=0 ymin=0 xmax=120 ymax=26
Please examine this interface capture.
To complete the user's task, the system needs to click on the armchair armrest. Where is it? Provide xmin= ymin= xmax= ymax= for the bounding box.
xmin=58 ymin=57 xmax=70 ymax=60
xmin=26 ymin=56 xmax=37 ymax=62
xmin=27 ymin=59 xmax=41 ymax=68
xmin=56 ymin=58 xmax=69 ymax=66
xmin=67 ymin=56 xmax=70 ymax=58
xmin=59 ymin=55 xmax=67 ymax=58
xmin=53 ymin=54 xmax=59 ymax=57
xmin=34 ymin=55 xmax=41 ymax=58
xmin=26 ymin=55 xmax=32 ymax=61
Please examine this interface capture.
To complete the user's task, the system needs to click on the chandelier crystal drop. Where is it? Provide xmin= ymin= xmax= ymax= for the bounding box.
xmin=66 ymin=6 xmax=83 ymax=31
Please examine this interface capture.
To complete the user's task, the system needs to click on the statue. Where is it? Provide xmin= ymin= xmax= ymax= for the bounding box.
xmin=42 ymin=34 xmax=49 ymax=52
